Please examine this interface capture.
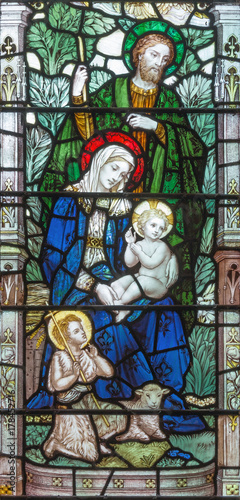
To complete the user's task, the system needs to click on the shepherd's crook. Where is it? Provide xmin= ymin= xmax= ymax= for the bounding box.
xmin=78 ymin=36 xmax=91 ymax=139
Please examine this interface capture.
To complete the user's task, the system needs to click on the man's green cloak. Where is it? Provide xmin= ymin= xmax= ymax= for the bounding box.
xmin=90 ymin=77 xmax=206 ymax=195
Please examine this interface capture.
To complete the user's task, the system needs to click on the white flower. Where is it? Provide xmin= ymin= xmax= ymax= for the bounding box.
xmin=197 ymin=310 xmax=215 ymax=324
xmin=227 ymin=382 xmax=235 ymax=393
xmin=235 ymin=374 xmax=240 ymax=389
xmin=228 ymin=395 xmax=240 ymax=410
xmin=197 ymin=283 xmax=215 ymax=306
xmin=227 ymin=346 xmax=240 ymax=363
xmin=227 ymin=371 xmax=237 ymax=382
xmin=2 ymin=347 xmax=15 ymax=364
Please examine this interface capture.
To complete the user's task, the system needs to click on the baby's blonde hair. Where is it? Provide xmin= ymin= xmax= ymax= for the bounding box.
xmin=137 ymin=209 xmax=169 ymax=236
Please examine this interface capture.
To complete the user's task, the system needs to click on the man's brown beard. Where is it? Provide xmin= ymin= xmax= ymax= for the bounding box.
xmin=139 ymin=58 xmax=163 ymax=84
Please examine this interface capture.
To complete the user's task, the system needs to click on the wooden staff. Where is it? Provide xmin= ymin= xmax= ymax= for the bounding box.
xmin=78 ymin=36 xmax=91 ymax=140
xmin=45 ymin=309 xmax=109 ymax=427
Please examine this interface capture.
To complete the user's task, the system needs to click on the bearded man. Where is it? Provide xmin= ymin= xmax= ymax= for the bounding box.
xmin=72 ymin=32 xmax=206 ymax=197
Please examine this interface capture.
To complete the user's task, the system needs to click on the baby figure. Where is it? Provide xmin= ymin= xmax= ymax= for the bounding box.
xmin=111 ymin=208 xmax=178 ymax=322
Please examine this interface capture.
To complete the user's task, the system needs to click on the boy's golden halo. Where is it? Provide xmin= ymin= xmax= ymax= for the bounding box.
xmin=132 ymin=199 xmax=173 ymax=238
xmin=47 ymin=311 xmax=92 ymax=350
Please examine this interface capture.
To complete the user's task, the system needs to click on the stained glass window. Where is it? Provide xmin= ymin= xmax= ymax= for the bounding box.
xmin=0 ymin=1 xmax=240 ymax=497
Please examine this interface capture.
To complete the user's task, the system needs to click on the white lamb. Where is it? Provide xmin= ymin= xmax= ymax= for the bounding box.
xmin=78 ymin=383 xmax=170 ymax=445
xmin=116 ymin=383 xmax=170 ymax=442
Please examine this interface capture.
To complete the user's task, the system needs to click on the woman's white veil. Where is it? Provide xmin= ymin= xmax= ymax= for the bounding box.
xmin=77 ymin=144 xmax=136 ymax=214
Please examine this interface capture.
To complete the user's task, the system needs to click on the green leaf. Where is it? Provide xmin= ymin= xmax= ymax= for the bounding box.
xmin=27 ymin=219 xmax=42 ymax=237
xmin=200 ymin=217 xmax=215 ymax=254
xmin=27 ymin=22 xmax=49 ymax=64
xmin=89 ymin=70 xmax=112 ymax=94
xmin=27 ymin=219 xmax=43 ymax=258
xmin=49 ymin=456 xmax=92 ymax=467
xmin=27 ymin=197 xmax=42 ymax=222
xmin=26 ymin=425 xmax=51 ymax=446
xmin=118 ymin=17 xmax=136 ymax=31
xmin=28 ymin=236 xmax=44 ymax=258
xmin=38 ymin=112 xmax=66 ymax=136
xmin=26 ymin=448 xmax=46 ymax=464
xmin=202 ymin=149 xmax=216 ymax=213
xmin=49 ymin=2 xmax=82 ymax=33
xmin=27 ymin=23 xmax=77 ymax=74
xmin=181 ymin=28 xmax=214 ymax=50
xmin=176 ymin=74 xmax=212 ymax=108
xmin=85 ymin=37 xmax=96 ymax=60
xmin=193 ymin=357 xmax=203 ymax=394
xmin=177 ymin=49 xmax=200 ymax=77
xmin=83 ymin=11 xmax=115 ymax=36
xmin=190 ymin=113 xmax=215 ymax=147
xmin=195 ymin=256 xmax=215 ymax=295
xmin=184 ymin=326 xmax=216 ymax=397
xmin=26 ymin=126 xmax=52 ymax=184
xmin=26 ymin=260 xmax=43 ymax=282
xmin=29 ymin=73 xmax=70 ymax=135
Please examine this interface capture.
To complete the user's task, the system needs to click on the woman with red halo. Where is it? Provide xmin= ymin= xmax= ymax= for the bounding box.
xmin=28 ymin=132 xmax=205 ymax=434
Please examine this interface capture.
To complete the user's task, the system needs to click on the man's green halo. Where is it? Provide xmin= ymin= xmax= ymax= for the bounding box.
xmin=124 ymin=20 xmax=185 ymax=75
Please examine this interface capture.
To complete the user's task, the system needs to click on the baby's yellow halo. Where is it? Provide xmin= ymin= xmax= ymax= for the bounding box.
xmin=132 ymin=200 xmax=173 ymax=238
xmin=47 ymin=311 xmax=92 ymax=350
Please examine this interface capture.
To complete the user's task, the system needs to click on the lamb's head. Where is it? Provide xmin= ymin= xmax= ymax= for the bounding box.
xmin=135 ymin=383 xmax=170 ymax=409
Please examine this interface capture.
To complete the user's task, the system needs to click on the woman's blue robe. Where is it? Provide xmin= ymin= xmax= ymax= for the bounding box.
xmin=28 ymin=196 xmax=205 ymax=432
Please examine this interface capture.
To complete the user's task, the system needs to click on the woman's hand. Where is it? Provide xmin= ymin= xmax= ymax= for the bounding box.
xmin=95 ymin=283 xmax=117 ymax=305
xmin=166 ymin=253 xmax=179 ymax=288
xmin=126 ymin=113 xmax=158 ymax=131
xmin=72 ymin=65 xmax=88 ymax=96
xmin=125 ymin=227 xmax=136 ymax=244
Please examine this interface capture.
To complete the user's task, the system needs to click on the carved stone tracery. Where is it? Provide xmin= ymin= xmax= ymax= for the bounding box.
xmin=1 ymin=36 xmax=16 ymax=61
xmin=224 ymin=35 xmax=240 ymax=59
xmin=225 ymin=66 xmax=239 ymax=108
xmin=214 ymin=252 xmax=240 ymax=305
xmin=211 ymin=3 xmax=240 ymax=494
xmin=1 ymin=66 xmax=17 ymax=105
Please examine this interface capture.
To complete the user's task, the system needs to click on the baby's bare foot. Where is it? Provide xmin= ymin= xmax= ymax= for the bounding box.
xmin=112 ymin=299 xmax=121 ymax=315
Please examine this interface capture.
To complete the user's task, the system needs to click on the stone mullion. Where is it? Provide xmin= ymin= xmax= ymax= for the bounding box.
xmin=0 ymin=2 xmax=31 ymax=496
xmin=211 ymin=2 xmax=240 ymax=496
